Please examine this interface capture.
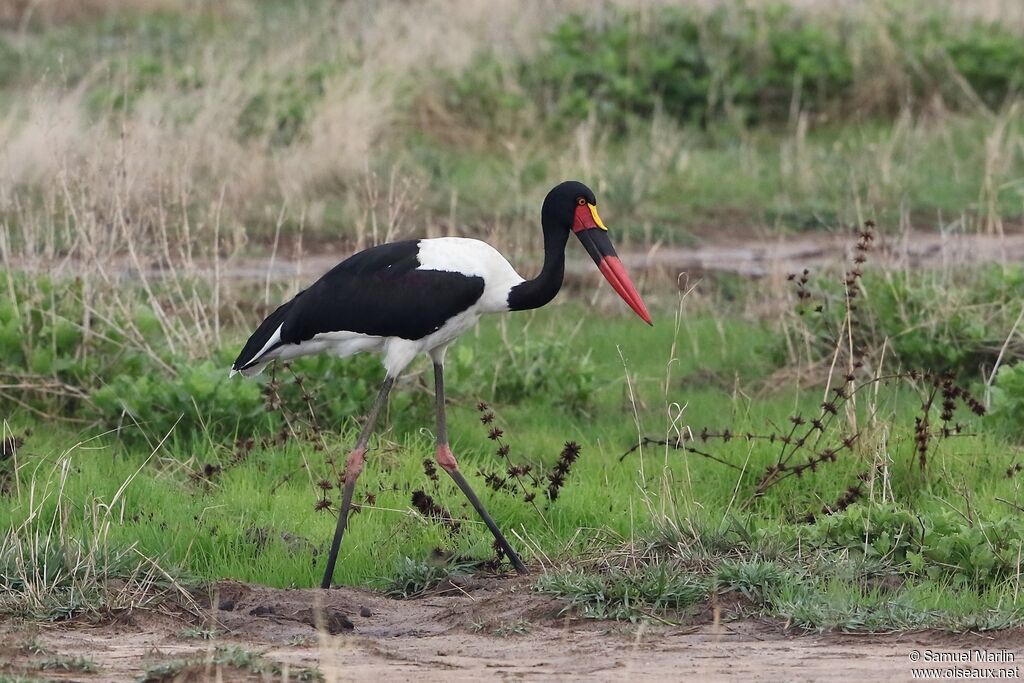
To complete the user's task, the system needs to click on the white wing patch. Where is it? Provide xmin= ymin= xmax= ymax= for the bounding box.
xmin=416 ymin=238 xmax=524 ymax=312
xmin=235 ymin=323 xmax=283 ymax=373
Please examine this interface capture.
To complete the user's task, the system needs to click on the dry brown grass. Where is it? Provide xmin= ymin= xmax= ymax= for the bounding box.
xmin=0 ymin=1 xmax=624 ymax=235
xmin=0 ymin=0 xmax=202 ymax=28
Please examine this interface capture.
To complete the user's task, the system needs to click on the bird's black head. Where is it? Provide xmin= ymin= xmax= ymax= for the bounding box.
xmin=540 ymin=180 xmax=653 ymax=325
xmin=541 ymin=180 xmax=598 ymax=232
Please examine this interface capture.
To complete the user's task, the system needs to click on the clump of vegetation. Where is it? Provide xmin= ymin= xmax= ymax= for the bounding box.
xmin=177 ymin=626 xmax=221 ymax=640
xmin=538 ymin=564 xmax=708 ymax=621
xmin=537 ymin=506 xmax=1024 ymax=631
xmin=0 ymin=448 xmax=191 ymax=621
xmin=449 ymin=334 xmax=597 ymax=414
xmin=715 ymin=558 xmax=793 ymax=603
xmin=987 ymin=361 xmax=1024 ymax=440
xmin=141 ymin=645 xmax=322 ymax=683
xmin=33 ymin=654 xmax=98 ymax=673
xmin=471 ymin=618 xmax=531 ymax=637
xmin=801 ymin=502 xmax=1024 ymax=588
xmin=629 ymin=223 xmax=986 ymax=520
xmin=788 ymin=264 xmax=1024 ymax=378
xmin=382 ymin=556 xmax=477 ymax=599
xmin=237 ymin=64 xmax=336 ymax=147
xmin=447 ymin=3 xmax=1024 ymax=136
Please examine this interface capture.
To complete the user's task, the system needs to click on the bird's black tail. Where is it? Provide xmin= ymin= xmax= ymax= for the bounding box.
xmin=231 ymin=298 xmax=296 ymax=376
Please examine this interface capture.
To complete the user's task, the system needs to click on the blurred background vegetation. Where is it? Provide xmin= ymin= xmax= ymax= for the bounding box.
xmin=0 ymin=0 xmax=1022 ymax=256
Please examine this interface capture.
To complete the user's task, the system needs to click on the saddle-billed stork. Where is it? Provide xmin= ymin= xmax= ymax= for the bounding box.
xmin=231 ymin=180 xmax=651 ymax=588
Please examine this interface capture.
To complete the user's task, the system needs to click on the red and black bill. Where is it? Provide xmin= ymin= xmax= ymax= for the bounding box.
xmin=573 ymin=203 xmax=653 ymax=325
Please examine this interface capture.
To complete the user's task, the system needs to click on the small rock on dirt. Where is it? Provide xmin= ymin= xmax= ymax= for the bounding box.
xmin=325 ymin=610 xmax=354 ymax=634
xmin=296 ymin=608 xmax=353 ymax=634
xmin=359 ymin=606 xmax=372 ymax=618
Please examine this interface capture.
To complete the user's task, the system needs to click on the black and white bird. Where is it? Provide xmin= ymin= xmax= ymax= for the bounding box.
xmin=231 ymin=180 xmax=652 ymax=588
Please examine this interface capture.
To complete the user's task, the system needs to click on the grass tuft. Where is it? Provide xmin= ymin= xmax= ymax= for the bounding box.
xmin=140 ymin=645 xmax=323 ymax=682
xmin=33 ymin=654 xmax=98 ymax=673
xmin=538 ymin=565 xmax=709 ymax=621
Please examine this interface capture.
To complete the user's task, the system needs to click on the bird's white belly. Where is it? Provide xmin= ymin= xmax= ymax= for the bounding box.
xmin=312 ymin=330 xmax=387 ymax=357
xmin=381 ymin=307 xmax=481 ymax=375
xmin=240 ymin=312 xmax=478 ymax=378
xmin=250 ymin=330 xmax=386 ymax=370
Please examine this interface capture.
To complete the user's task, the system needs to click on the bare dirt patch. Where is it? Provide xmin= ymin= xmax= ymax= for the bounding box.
xmin=14 ymin=229 xmax=1024 ymax=289
xmin=3 ymin=577 xmax=1024 ymax=682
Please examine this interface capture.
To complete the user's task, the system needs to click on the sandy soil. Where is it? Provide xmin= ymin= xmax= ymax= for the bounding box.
xmin=3 ymin=577 xmax=1024 ymax=682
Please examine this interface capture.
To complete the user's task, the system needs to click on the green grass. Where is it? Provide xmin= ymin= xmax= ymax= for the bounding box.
xmin=538 ymin=565 xmax=709 ymax=620
xmin=406 ymin=111 xmax=1024 ymax=244
xmin=3 ymin=301 xmax=783 ymax=587
xmin=3 ymin=292 xmax=1024 ymax=631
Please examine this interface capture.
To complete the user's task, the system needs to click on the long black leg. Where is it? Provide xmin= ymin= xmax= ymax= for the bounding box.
xmin=321 ymin=375 xmax=395 ymax=589
xmin=433 ymin=361 xmax=528 ymax=574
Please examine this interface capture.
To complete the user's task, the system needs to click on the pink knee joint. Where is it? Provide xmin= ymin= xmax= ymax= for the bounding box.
xmin=435 ymin=444 xmax=459 ymax=473
xmin=344 ymin=447 xmax=366 ymax=483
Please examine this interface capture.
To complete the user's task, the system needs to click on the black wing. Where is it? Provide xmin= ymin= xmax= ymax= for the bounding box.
xmin=232 ymin=240 xmax=484 ymax=371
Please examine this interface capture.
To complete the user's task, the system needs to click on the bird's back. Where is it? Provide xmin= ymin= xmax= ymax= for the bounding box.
xmin=232 ymin=239 xmax=503 ymax=374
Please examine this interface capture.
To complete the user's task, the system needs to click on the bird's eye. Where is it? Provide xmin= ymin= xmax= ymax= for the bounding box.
xmin=577 ymin=198 xmax=586 ymax=206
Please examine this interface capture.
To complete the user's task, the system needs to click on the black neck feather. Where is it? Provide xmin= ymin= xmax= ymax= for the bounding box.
xmin=507 ymin=221 xmax=569 ymax=312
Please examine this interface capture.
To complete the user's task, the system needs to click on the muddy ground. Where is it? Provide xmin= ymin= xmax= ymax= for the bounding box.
xmin=3 ymin=576 xmax=1024 ymax=682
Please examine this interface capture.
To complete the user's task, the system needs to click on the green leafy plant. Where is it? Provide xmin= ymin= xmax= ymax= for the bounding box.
xmin=33 ymin=655 xmax=98 ymax=673
xmin=988 ymin=361 xmax=1024 ymax=440
xmin=716 ymin=559 xmax=792 ymax=602
xmin=802 ymin=503 xmax=1024 ymax=588
xmin=451 ymin=334 xmax=596 ymax=414
xmin=538 ymin=565 xmax=708 ymax=621
xmin=237 ymin=64 xmax=336 ymax=147
xmin=382 ymin=556 xmax=476 ymax=599
xmin=445 ymin=4 xmax=1024 ymax=136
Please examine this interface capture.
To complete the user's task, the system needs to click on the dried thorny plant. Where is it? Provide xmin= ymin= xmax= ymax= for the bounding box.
xmin=187 ymin=359 xmax=364 ymax=521
xmin=624 ymin=221 xmax=986 ymax=520
xmin=406 ymin=400 xmax=586 ymax=559
xmin=476 ymin=401 xmax=582 ymax=515
xmin=410 ymin=489 xmax=462 ymax=536
xmin=261 ymin=362 xmax=379 ymax=517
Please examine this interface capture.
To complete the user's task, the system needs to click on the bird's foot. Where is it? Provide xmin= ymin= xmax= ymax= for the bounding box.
xmin=344 ymin=447 xmax=366 ymax=481
xmin=435 ymin=444 xmax=458 ymax=473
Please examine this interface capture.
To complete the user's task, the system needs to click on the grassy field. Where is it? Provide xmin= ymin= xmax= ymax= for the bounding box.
xmin=3 ymin=0 xmax=1024 ymax=655
xmin=5 ymin=269 xmax=1024 ymax=633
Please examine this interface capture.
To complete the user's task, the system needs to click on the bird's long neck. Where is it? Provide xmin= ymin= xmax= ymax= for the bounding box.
xmin=507 ymin=222 xmax=568 ymax=312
